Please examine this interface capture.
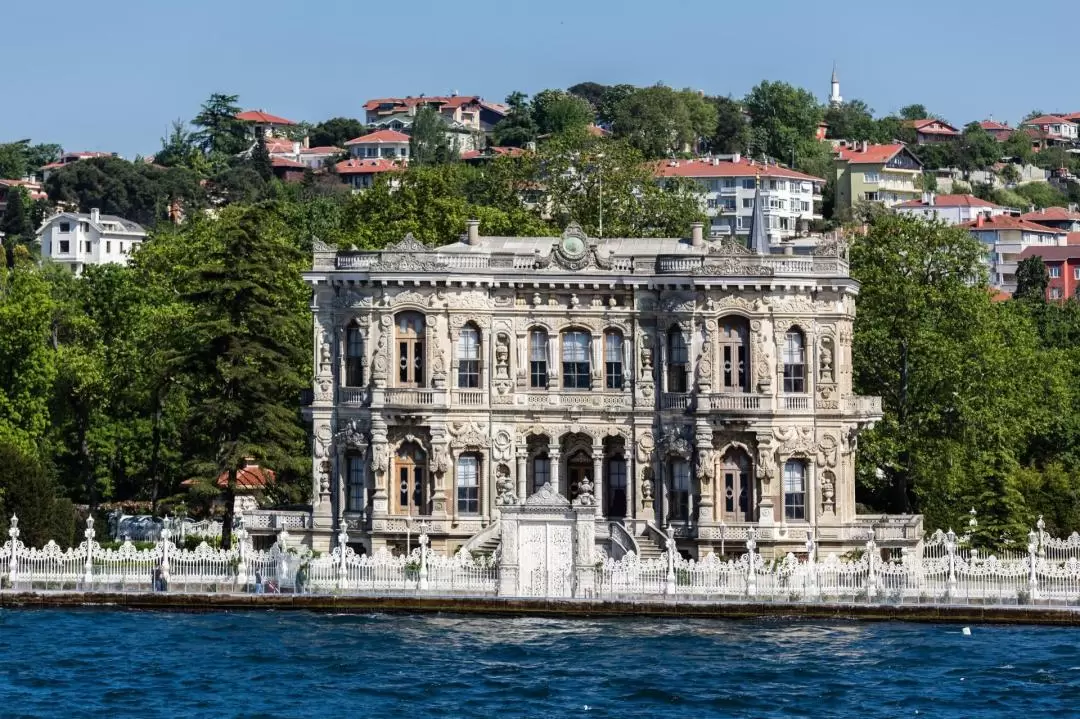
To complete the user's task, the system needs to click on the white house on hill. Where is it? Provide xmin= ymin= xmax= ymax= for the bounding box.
xmin=37 ymin=209 xmax=147 ymax=275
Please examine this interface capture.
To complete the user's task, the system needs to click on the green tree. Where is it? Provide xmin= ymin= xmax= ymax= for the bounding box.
xmin=899 ymin=104 xmax=934 ymax=121
xmin=597 ymin=84 xmax=636 ymax=125
xmin=823 ymin=99 xmax=878 ymax=141
xmin=0 ymin=142 xmax=29 ymax=179
xmin=1002 ymin=131 xmax=1034 ymax=165
xmin=1 ymin=186 xmax=32 ymax=266
xmin=492 ymin=91 xmax=538 ymax=148
xmin=956 ymin=122 xmax=1001 ymax=176
xmin=24 ymin=143 xmax=62 ymax=171
xmin=409 ymin=105 xmax=453 ymax=166
xmin=0 ymin=440 xmax=75 ymax=548
xmin=531 ymin=89 xmax=594 ymax=136
xmin=251 ymin=134 xmax=273 ymax=181
xmin=609 ymin=85 xmax=711 ymax=158
xmin=707 ymin=96 xmax=750 ymax=154
xmin=309 ymin=117 xmax=367 ymax=148
xmin=155 ymin=119 xmax=202 ymax=170
xmin=1014 ymin=255 xmax=1049 ymax=302
xmin=567 ymin=81 xmax=608 ymax=110
xmin=1012 ymin=181 xmax=1067 ymax=209
xmin=743 ymin=80 xmax=822 ymax=163
xmin=192 ymin=93 xmax=247 ymax=159
xmin=167 ymin=207 xmax=308 ymax=547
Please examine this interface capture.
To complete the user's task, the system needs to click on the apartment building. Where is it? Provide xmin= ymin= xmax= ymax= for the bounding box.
xmin=834 ymin=143 xmax=923 ymax=212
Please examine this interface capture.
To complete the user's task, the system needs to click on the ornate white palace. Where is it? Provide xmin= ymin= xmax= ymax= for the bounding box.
xmin=296 ymin=218 xmax=923 ymax=558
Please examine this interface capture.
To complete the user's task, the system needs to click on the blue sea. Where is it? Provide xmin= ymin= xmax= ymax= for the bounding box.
xmin=0 ymin=609 xmax=1077 ymax=717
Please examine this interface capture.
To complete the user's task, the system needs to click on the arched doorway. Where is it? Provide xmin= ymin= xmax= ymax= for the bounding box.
xmin=394 ymin=441 xmax=428 ymax=515
xmin=566 ymin=449 xmax=591 ymax=503
xmin=720 ymin=449 xmax=754 ymax=523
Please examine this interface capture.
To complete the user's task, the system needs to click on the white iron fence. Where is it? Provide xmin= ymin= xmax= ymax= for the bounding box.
xmin=4 ymin=513 xmax=1080 ymax=605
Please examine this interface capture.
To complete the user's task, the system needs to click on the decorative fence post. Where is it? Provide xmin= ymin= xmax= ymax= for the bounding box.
xmin=1028 ymin=528 xmax=1040 ymax=603
xmin=160 ymin=526 xmax=171 ymax=590
xmin=805 ymin=532 xmax=818 ymax=600
xmin=418 ymin=525 xmax=429 ymax=592
xmin=1037 ymin=516 xmax=1047 ymax=560
xmin=865 ymin=538 xmax=878 ymax=601
xmin=337 ymin=524 xmax=349 ymax=592
xmin=664 ymin=525 xmax=677 ymax=596
xmin=82 ymin=516 xmax=96 ymax=589
xmin=7 ymin=515 xmax=20 ymax=589
xmin=234 ymin=525 xmax=248 ymax=590
xmin=745 ymin=526 xmax=757 ymax=598
xmin=945 ymin=528 xmax=957 ymax=602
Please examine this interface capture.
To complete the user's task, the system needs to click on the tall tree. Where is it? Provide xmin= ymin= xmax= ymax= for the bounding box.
xmin=899 ymin=104 xmax=933 ymax=121
xmin=530 ymin=89 xmax=594 ymax=136
xmin=1014 ymin=255 xmax=1049 ymax=303
xmin=409 ymin=106 xmax=453 ymax=166
xmin=1 ymin=186 xmax=32 ymax=266
xmin=492 ymin=91 xmax=538 ymax=148
xmin=567 ymin=81 xmax=608 ymax=110
xmin=155 ymin=119 xmax=200 ymax=170
xmin=956 ymin=122 xmax=1001 ymax=176
xmin=823 ymin=100 xmax=878 ymax=141
xmin=0 ymin=142 xmax=29 ymax=179
xmin=251 ymin=134 xmax=273 ymax=181
xmin=192 ymin=93 xmax=247 ymax=158
xmin=609 ymin=85 xmax=699 ymax=159
xmin=309 ymin=117 xmax=367 ymax=148
xmin=707 ymin=96 xmax=750 ymax=154
xmin=167 ymin=207 xmax=308 ymax=547
xmin=743 ymin=81 xmax=822 ymax=162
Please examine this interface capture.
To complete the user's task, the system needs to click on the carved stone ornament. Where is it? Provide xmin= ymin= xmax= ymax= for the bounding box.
xmin=752 ymin=320 xmax=773 ymax=392
xmin=774 ymin=425 xmax=815 ymax=457
xmin=495 ymin=335 xmax=510 ymax=379
xmin=640 ymin=467 xmax=655 ymax=502
xmin=523 ymin=482 xmax=571 ymax=507
xmin=661 ymin=426 xmax=692 ymax=459
xmin=494 ymin=464 xmax=517 ymax=506
xmin=816 ymin=432 xmax=839 ymax=468
xmin=313 ymin=237 xmax=338 ymax=254
xmin=538 ymin=222 xmax=616 ymax=272
xmin=694 ymin=259 xmax=774 ymax=277
xmin=636 ymin=431 xmax=655 ymax=464
xmin=821 ymin=470 xmax=836 ymax=513
xmin=492 ymin=429 xmax=513 ymax=462
xmin=708 ymin=237 xmax=755 ymax=256
xmin=370 ymin=443 xmax=390 ymax=476
xmin=812 ymin=237 xmax=849 ymax=260
xmin=819 ymin=336 xmax=835 ymax=383
xmin=343 ymin=424 xmax=368 ymax=453
xmin=448 ymin=421 xmax=490 ymax=450
xmin=696 ymin=449 xmax=715 ymax=484
xmin=575 ymin=475 xmax=596 ymax=506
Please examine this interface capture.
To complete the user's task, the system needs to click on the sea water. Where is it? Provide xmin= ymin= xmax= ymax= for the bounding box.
xmin=0 ymin=609 xmax=1078 ymax=718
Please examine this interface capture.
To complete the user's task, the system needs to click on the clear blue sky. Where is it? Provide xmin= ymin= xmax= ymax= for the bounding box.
xmin=4 ymin=0 xmax=1078 ymax=158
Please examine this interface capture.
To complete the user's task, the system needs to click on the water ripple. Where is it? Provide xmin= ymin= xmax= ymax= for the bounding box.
xmin=0 ymin=610 xmax=1079 ymax=717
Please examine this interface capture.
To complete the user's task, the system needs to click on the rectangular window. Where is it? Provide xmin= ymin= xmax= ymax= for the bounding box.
xmin=1074 ymin=267 xmax=1080 ymax=281
xmin=607 ymin=458 xmax=627 ymax=517
xmin=742 ymin=198 xmax=753 ymax=208
xmin=784 ymin=461 xmax=806 ymax=520
xmin=1049 ymin=265 xmax=1061 ymax=278
xmin=347 ymin=455 xmax=365 ymax=512
xmin=742 ymin=179 xmax=755 ymax=189
xmin=562 ymin=331 xmax=591 ymax=389
xmin=529 ymin=330 xmax=548 ymax=388
xmin=59 ymin=240 xmax=70 ymax=253
xmin=84 ymin=241 xmax=91 ymax=252
xmin=346 ymin=327 xmax=364 ymax=386
xmin=105 ymin=241 xmax=111 ymax=253
xmin=668 ymin=332 xmax=689 ymax=393
xmin=864 ymin=171 xmax=881 ymax=184
xmin=456 ymin=456 xmax=479 ymax=514
xmin=604 ymin=333 xmax=623 ymax=390
xmin=59 ymin=222 xmax=71 ymax=233
xmin=783 ymin=331 xmax=806 ymax=393
xmin=1050 ymin=287 xmax=1063 ymax=299
xmin=457 ymin=328 xmax=480 ymax=388
xmin=801 ymin=201 xmax=810 ymax=212
xmin=671 ymin=460 xmax=690 ymax=521
xmin=531 ymin=456 xmax=550 ymax=493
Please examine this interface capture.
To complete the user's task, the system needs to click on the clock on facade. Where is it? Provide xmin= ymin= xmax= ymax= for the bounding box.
xmin=560 ymin=233 xmax=586 ymax=258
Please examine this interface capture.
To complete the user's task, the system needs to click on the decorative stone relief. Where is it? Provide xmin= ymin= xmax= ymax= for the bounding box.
xmin=819 ymin=335 xmax=835 ymax=383
xmin=774 ymin=426 xmax=815 ymax=457
xmin=695 ymin=448 xmax=715 ymax=485
xmin=696 ymin=339 xmax=714 ymax=392
xmin=661 ymin=426 xmax=691 ymax=459
xmin=575 ymin=474 xmax=596 ymax=506
xmin=495 ymin=334 xmax=510 ymax=379
xmin=636 ymin=431 xmax=655 ymax=464
xmin=388 ymin=289 xmax=430 ymax=308
xmin=821 ymin=470 xmax=836 ymax=514
xmin=816 ymin=432 xmax=839 ymax=468
xmin=448 ymin=421 xmax=490 ymax=451
xmin=751 ymin=320 xmax=772 ymax=393
xmin=492 ymin=430 xmax=513 ymax=462
xmin=772 ymin=296 xmax=817 ymax=315
xmin=705 ymin=295 xmax=755 ymax=313
xmin=640 ymin=467 xmax=655 ymax=505
xmin=495 ymin=464 xmax=517 ymax=506
xmin=318 ymin=330 xmax=332 ymax=376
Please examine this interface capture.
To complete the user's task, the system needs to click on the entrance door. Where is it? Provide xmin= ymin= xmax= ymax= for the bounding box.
xmin=518 ymin=522 xmax=573 ymax=597
xmin=721 ymin=450 xmax=754 ymax=523
xmin=605 ymin=458 xmax=627 ymax=518
xmin=396 ymin=312 xmax=425 ymax=387
xmin=566 ymin=452 xmax=591 ymax=503
xmin=394 ymin=441 xmax=428 ymax=515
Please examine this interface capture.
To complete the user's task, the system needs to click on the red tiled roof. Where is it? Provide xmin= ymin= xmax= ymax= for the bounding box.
xmin=236 ymin=110 xmax=296 ymax=125
xmin=835 ymin=143 xmax=911 ymax=165
xmin=906 ymin=119 xmax=958 ymax=135
xmin=264 ymin=138 xmax=297 ymax=153
xmin=344 ymin=129 xmax=410 ymax=145
xmin=980 ymin=120 xmax=1011 ymax=131
xmin=960 ymin=215 xmax=1068 ymax=234
xmin=300 ymin=146 xmax=342 ymax=154
xmin=1020 ymin=207 xmax=1080 ymax=222
xmin=270 ymin=156 xmax=307 ymax=169
xmin=1023 ymin=115 xmax=1077 ymax=127
xmin=1069 ymin=232 xmax=1080 ymax=246
xmin=1019 ymin=245 xmax=1080 ymax=261
xmin=0 ymin=179 xmax=46 ymax=200
xmin=896 ymin=194 xmax=1002 ymax=209
xmin=990 ymin=289 xmax=1012 ymax=303
xmin=460 ymin=146 xmax=526 ymax=160
xmin=1063 ymin=112 xmax=1080 ymax=123
xmin=41 ymin=162 xmax=64 ymax=169
xmin=334 ymin=158 xmax=403 ymax=175
xmin=653 ymin=157 xmax=825 ymax=183
xmin=364 ymin=96 xmax=483 ymax=112
xmin=214 ymin=463 xmax=275 ymax=491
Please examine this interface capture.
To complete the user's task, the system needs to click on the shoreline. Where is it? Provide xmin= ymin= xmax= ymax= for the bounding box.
xmin=4 ymin=591 xmax=1080 ymax=625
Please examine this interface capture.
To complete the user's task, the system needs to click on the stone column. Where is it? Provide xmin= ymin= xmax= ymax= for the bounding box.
xmin=549 ymin=445 xmax=562 ymax=497
xmin=370 ymin=418 xmax=389 ymax=516
xmin=755 ymin=432 xmax=776 ymax=527
xmin=590 ymin=332 xmax=603 ymax=390
xmin=516 ymin=448 xmax=528 ymax=502
xmin=430 ymin=426 xmax=449 ymax=518
xmin=592 ymin=444 xmax=604 ymax=517
xmin=695 ymin=425 xmax=715 ymax=524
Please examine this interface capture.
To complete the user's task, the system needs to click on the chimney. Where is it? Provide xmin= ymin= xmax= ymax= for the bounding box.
xmin=732 ymin=152 xmax=741 ymax=164
xmin=466 ymin=218 xmax=480 ymax=245
xmin=690 ymin=222 xmax=704 ymax=247
xmin=976 ymin=213 xmax=985 ymax=228
xmin=90 ymin=208 xmax=100 ymax=223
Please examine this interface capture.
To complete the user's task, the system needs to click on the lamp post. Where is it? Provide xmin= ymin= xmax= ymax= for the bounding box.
xmin=664 ymin=524 xmax=677 ymax=596
xmin=417 ymin=521 xmax=431 ymax=591
xmin=805 ymin=531 xmax=818 ymax=600
xmin=405 ymin=514 xmax=413 ymax=556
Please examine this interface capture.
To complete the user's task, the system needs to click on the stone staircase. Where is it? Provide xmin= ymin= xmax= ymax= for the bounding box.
xmin=470 ymin=534 xmax=500 ymax=558
xmin=635 ymin=531 xmax=664 ymax=561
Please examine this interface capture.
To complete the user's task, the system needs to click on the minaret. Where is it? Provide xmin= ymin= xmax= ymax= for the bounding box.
xmin=830 ymin=64 xmax=843 ymax=107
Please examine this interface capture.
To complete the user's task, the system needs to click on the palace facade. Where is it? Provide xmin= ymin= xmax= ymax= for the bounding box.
xmin=296 ymin=219 xmax=922 ymax=558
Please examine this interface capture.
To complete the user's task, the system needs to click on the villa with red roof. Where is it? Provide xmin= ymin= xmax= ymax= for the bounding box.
xmin=654 ymin=154 xmax=825 ymax=240
xmin=834 ymin=142 xmax=923 ymax=212
xmin=979 ymin=119 xmax=1013 ymax=142
xmin=1020 ymin=115 xmax=1078 ymax=149
xmin=363 ymin=95 xmax=507 ymax=134
xmin=345 ymin=129 xmax=411 ymax=161
xmin=895 ymin=194 xmax=1012 ymax=225
xmin=335 ymin=157 xmax=403 ymax=190
xmin=1020 ymin=206 xmax=1080 ymax=233
xmin=962 ymin=214 xmax=1068 ymax=292
xmin=904 ymin=119 xmax=959 ymax=144
xmin=236 ymin=109 xmax=296 ymax=139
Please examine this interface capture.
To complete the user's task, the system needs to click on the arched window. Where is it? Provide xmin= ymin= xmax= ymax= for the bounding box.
xmin=671 ymin=459 xmax=691 ymax=521
xmin=457 ymin=325 xmax=480 ymax=388
xmin=346 ymin=452 xmax=366 ymax=512
xmin=346 ymin=324 xmax=364 ymax=387
xmin=783 ymin=459 xmax=806 ymax=520
xmin=606 ymin=456 xmax=627 ymax=518
xmin=455 ymin=454 xmax=480 ymax=515
xmin=718 ymin=318 xmax=749 ymax=392
xmin=667 ymin=328 xmax=688 ymax=393
xmin=562 ymin=330 xmax=591 ymax=389
xmin=529 ymin=329 xmax=549 ymax=388
xmin=531 ymin=453 xmax=550 ymax=493
xmin=395 ymin=312 xmax=425 ymax=387
xmin=783 ymin=329 xmax=806 ymax=393
xmin=604 ymin=331 xmax=624 ymax=390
